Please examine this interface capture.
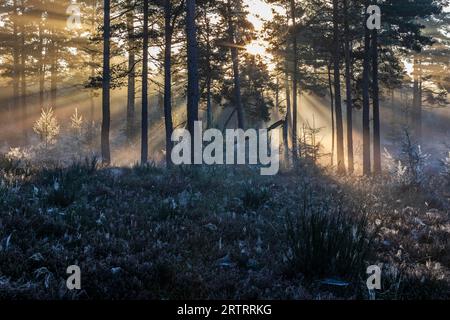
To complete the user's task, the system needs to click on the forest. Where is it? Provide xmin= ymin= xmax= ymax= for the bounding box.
xmin=0 ymin=0 xmax=449 ymax=300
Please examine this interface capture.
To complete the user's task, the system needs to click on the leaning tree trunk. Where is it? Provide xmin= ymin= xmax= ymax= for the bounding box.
xmin=126 ymin=8 xmax=136 ymax=140
xmin=141 ymin=0 xmax=149 ymax=164
xmin=332 ymin=0 xmax=345 ymax=174
xmin=372 ymin=27 xmax=381 ymax=175
xmin=362 ymin=7 xmax=371 ymax=176
xmin=343 ymin=0 xmax=354 ymax=173
xmin=101 ymin=0 xmax=111 ymax=164
xmin=164 ymin=0 xmax=174 ymax=166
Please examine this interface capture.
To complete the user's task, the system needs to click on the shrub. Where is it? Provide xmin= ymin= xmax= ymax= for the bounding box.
xmin=33 ymin=107 xmax=60 ymax=148
xmin=241 ymin=184 xmax=270 ymax=210
xmin=284 ymin=201 xmax=373 ymax=280
xmin=0 ymin=147 xmax=34 ymax=176
xmin=43 ymin=158 xmax=97 ymax=207
xmin=384 ymin=130 xmax=429 ymax=188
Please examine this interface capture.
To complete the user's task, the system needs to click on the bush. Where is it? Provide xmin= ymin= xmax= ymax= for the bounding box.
xmin=384 ymin=130 xmax=429 ymax=188
xmin=241 ymin=184 xmax=270 ymax=210
xmin=284 ymin=200 xmax=373 ymax=280
xmin=43 ymin=158 xmax=98 ymax=207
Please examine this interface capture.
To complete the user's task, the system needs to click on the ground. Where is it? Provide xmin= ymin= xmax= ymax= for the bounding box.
xmin=0 ymin=158 xmax=448 ymax=299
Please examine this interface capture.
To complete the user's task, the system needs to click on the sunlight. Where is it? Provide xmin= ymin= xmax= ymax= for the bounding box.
xmin=245 ymin=0 xmax=274 ymax=31
xmin=245 ymin=40 xmax=266 ymax=56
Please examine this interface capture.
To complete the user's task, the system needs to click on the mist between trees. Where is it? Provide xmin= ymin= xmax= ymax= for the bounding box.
xmin=0 ymin=0 xmax=449 ymax=175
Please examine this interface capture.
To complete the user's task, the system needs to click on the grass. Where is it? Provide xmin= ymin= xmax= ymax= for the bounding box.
xmin=0 ymin=160 xmax=448 ymax=300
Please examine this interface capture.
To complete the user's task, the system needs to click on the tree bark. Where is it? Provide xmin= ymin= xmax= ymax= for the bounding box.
xmin=332 ymin=0 xmax=345 ymax=174
xmin=205 ymin=8 xmax=213 ymax=129
xmin=164 ymin=0 xmax=174 ymax=166
xmin=101 ymin=0 xmax=111 ymax=164
xmin=283 ymin=68 xmax=292 ymax=166
xmin=38 ymin=23 xmax=45 ymax=108
xmin=126 ymin=8 xmax=136 ymax=140
xmin=186 ymin=0 xmax=200 ymax=162
xmin=289 ymin=0 xmax=298 ymax=159
xmin=20 ymin=16 xmax=27 ymax=139
xmin=327 ymin=63 xmax=335 ymax=167
xmin=141 ymin=0 xmax=149 ymax=164
xmin=49 ymin=27 xmax=57 ymax=107
xmin=372 ymin=27 xmax=381 ymax=175
xmin=412 ymin=57 xmax=422 ymax=141
xmin=343 ymin=0 xmax=354 ymax=173
xmin=12 ymin=0 xmax=19 ymax=117
xmin=226 ymin=0 xmax=245 ymax=129
xmin=362 ymin=8 xmax=371 ymax=176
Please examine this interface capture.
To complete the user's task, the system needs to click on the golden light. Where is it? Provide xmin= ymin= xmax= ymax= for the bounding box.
xmin=245 ymin=40 xmax=266 ymax=56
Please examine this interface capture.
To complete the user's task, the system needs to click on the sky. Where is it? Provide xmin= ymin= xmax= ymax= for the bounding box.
xmin=244 ymin=0 xmax=278 ymax=31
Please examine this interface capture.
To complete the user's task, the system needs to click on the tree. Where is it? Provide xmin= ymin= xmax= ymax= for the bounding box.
xmin=289 ymin=0 xmax=298 ymax=159
xmin=343 ymin=0 xmax=354 ymax=173
xmin=33 ymin=107 xmax=60 ymax=148
xmin=372 ymin=16 xmax=381 ymax=175
xmin=186 ymin=0 xmax=200 ymax=140
xmin=224 ymin=0 xmax=245 ymax=129
xmin=362 ymin=2 xmax=371 ymax=176
xmin=141 ymin=0 xmax=149 ymax=164
xmin=332 ymin=0 xmax=345 ymax=173
xmin=163 ymin=0 xmax=179 ymax=166
xmin=101 ymin=0 xmax=111 ymax=164
xmin=126 ymin=1 xmax=136 ymax=140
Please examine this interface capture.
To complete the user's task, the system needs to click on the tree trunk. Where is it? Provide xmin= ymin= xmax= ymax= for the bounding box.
xmin=206 ymin=75 xmax=212 ymax=128
xmin=141 ymin=0 xmax=149 ymax=164
xmin=12 ymin=0 xmax=19 ymax=118
xmin=343 ymin=0 xmax=354 ymax=173
xmin=20 ymin=19 xmax=27 ymax=139
xmin=372 ymin=28 xmax=381 ymax=175
xmin=275 ymin=77 xmax=279 ymax=120
xmin=226 ymin=0 xmax=245 ymax=129
xmin=332 ymin=0 xmax=345 ymax=174
xmin=412 ymin=57 xmax=422 ymax=141
xmin=362 ymin=8 xmax=371 ymax=176
xmin=289 ymin=0 xmax=298 ymax=159
xmin=90 ymin=0 xmax=97 ymax=125
xmin=283 ymin=61 xmax=292 ymax=165
xmin=49 ymin=27 xmax=57 ymax=107
xmin=38 ymin=23 xmax=45 ymax=108
xmin=101 ymin=0 xmax=111 ymax=164
xmin=186 ymin=0 xmax=200 ymax=163
xmin=126 ymin=8 xmax=136 ymax=140
xmin=205 ymin=8 xmax=213 ymax=129
xmin=327 ymin=63 xmax=335 ymax=167
xmin=164 ymin=0 xmax=174 ymax=166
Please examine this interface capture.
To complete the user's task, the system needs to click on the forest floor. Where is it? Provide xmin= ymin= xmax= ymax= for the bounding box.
xmin=0 ymin=158 xmax=449 ymax=300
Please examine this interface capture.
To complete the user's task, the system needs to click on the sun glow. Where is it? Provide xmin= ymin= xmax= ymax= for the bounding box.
xmin=245 ymin=40 xmax=266 ymax=56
